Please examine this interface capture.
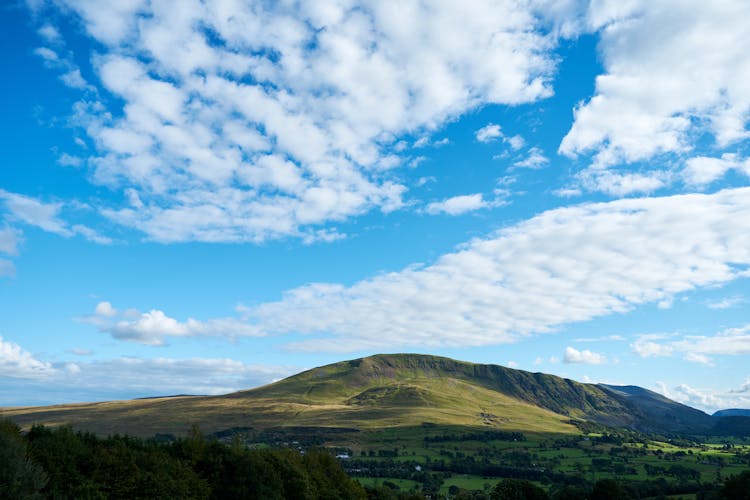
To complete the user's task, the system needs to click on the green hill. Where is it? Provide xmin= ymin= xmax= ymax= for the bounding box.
xmin=0 ymin=353 xmax=718 ymax=437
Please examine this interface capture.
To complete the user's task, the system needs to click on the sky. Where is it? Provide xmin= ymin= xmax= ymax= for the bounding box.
xmin=1 ymin=0 xmax=750 ymax=413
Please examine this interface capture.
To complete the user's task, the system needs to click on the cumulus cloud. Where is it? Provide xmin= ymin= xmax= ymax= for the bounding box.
xmin=512 ymin=147 xmax=549 ymax=169
xmin=31 ymin=0 xmax=559 ymax=243
xmin=80 ymin=301 xmax=263 ymax=346
xmin=95 ymin=301 xmax=117 ymax=317
xmin=683 ymin=154 xmax=750 ymax=187
xmin=0 ymin=336 xmax=56 ymax=379
xmin=631 ymin=335 xmax=675 ymax=358
xmin=560 ymin=0 xmax=750 ymax=191
xmin=233 ymin=187 xmax=750 ymax=352
xmin=563 ymin=346 xmax=606 ymax=365
xmin=577 ymin=170 xmax=669 ymax=197
xmin=475 ymin=123 xmax=504 ymax=143
xmin=425 ymin=194 xmax=489 ymax=216
xmin=506 ymin=135 xmax=525 ymax=151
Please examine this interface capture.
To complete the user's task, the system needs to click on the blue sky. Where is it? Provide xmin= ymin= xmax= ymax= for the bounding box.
xmin=1 ymin=0 xmax=750 ymax=412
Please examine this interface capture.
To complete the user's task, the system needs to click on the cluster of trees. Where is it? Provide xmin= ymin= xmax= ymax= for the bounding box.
xmin=424 ymin=431 xmax=526 ymax=444
xmin=0 ymin=420 xmax=365 ymax=499
xmin=3 ymin=418 xmax=749 ymax=499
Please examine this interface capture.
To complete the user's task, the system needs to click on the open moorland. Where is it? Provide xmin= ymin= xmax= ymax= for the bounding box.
xmin=3 ymin=354 xmax=750 ymax=498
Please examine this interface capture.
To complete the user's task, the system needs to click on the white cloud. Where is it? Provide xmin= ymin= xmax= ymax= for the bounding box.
xmin=0 ymin=190 xmax=71 ymax=236
xmin=0 ymin=337 xmax=57 ymax=379
xmin=237 ymin=187 xmax=750 ymax=352
xmin=578 ymin=170 xmax=669 ymax=197
xmin=68 ymin=348 xmax=93 ymax=356
xmin=574 ymin=334 xmax=625 ymax=343
xmin=36 ymin=0 xmax=558 ymax=243
xmin=653 ymin=381 xmax=672 ymax=399
xmin=62 ymin=356 xmax=294 ymax=396
xmin=706 ymin=295 xmax=744 ymax=310
xmin=506 ymin=135 xmax=525 ymax=151
xmin=683 ymin=154 xmax=750 ymax=187
xmin=631 ymin=339 xmax=674 ymax=358
xmin=632 ymin=325 xmax=750 ymax=366
xmin=563 ymin=346 xmax=606 ymax=365
xmin=0 ymin=338 xmax=294 ymax=403
xmin=0 ymin=190 xmax=111 ymax=244
xmin=476 ymin=123 xmax=504 ymax=143
xmin=559 ymin=0 xmax=750 ymax=191
xmin=58 ymin=153 xmax=83 ymax=167
xmin=513 ymin=147 xmax=549 ymax=169
xmin=59 ymin=69 xmax=91 ymax=90
xmin=33 ymin=46 xmax=60 ymax=64
xmin=81 ymin=302 xmax=264 ymax=346
xmin=559 ymin=0 xmax=750 ymax=196
xmin=683 ymin=352 xmax=713 ymax=366
xmin=729 ymin=379 xmax=750 ymax=394
xmin=94 ymin=301 xmax=117 ymax=317
xmin=506 ymin=361 xmax=519 ymax=368
xmin=669 ymin=383 xmax=750 ymax=414
xmin=0 ymin=225 xmax=21 ymax=256
xmin=425 ymin=193 xmax=488 ymax=216
xmin=672 ymin=325 xmax=750 ymax=358
xmin=37 ymin=24 xmax=62 ymax=42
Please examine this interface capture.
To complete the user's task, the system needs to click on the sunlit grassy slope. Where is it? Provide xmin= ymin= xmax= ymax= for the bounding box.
xmin=0 ymin=354 xmax=714 ymax=437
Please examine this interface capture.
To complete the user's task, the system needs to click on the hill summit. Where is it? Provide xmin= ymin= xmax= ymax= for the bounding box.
xmin=0 ymin=353 xmax=733 ymax=437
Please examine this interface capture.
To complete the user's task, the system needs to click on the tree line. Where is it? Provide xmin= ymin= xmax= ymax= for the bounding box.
xmin=1 ymin=420 xmax=365 ymax=499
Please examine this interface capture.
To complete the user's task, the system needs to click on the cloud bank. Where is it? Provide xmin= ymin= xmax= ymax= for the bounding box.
xmin=0 ymin=335 xmax=294 ymax=404
xmin=33 ymin=0 xmax=559 ymax=243
xmin=240 ymin=187 xmax=750 ymax=351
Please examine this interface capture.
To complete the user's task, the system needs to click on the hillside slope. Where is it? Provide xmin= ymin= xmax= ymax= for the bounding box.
xmin=0 ymin=353 xmax=717 ymax=437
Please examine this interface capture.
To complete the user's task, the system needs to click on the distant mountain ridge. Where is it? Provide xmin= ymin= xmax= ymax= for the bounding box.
xmin=1 ymin=353 xmax=747 ymax=437
xmin=713 ymin=408 xmax=750 ymax=417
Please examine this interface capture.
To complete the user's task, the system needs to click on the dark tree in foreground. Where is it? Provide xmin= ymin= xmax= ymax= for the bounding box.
xmin=590 ymin=479 xmax=630 ymax=500
xmin=721 ymin=471 xmax=750 ymax=500
xmin=490 ymin=478 xmax=549 ymax=500
xmin=0 ymin=420 xmax=47 ymax=499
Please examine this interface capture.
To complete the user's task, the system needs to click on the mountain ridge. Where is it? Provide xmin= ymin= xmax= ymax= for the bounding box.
xmin=1 ymin=353 xmax=745 ymax=437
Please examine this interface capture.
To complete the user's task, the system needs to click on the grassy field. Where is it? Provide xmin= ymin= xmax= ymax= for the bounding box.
xmin=330 ymin=426 xmax=750 ymax=497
